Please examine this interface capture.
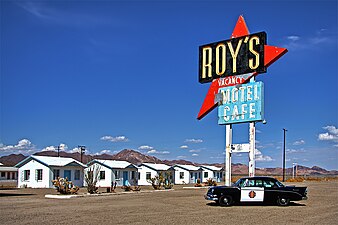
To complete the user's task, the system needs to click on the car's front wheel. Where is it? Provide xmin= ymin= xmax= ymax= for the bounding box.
xmin=277 ymin=197 xmax=290 ymax=206
xmin=219 ymin=195 xmax=233 ymax=207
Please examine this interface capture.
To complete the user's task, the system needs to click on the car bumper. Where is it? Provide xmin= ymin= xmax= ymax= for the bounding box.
xmin=204 ymin=194 xmax=218 ymax=201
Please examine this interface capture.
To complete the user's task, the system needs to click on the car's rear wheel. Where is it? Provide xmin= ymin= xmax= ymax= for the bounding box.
xmin=277 ymin=197 xmax=290 ymax=206
xmin=219 ymin=195 xmax=233 ymax=207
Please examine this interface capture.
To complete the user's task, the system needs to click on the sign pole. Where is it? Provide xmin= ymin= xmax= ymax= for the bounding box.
xmin=249 ymin=122 xmax=255 ymax=177
xmin=248 ymin=75 xmax=256 ymax=177
xmin=225 ymin=124 xmax=232 ymax=186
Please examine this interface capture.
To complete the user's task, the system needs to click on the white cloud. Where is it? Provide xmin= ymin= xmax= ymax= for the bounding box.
xmin=286 ymin=148 xmax=306 ymax=154
xmin=147 ymin=149 xmax=169 ymax=155
xmin=138 ymin=145 xmax=153 ymax=150
xmin=180 ymin=145 xmax=188 ymax=149
xmin=192 ymin=154 xmax=199 ymax=157
xmin=177 ymin=155 xmax=187 ymax=159
xmin=323 ymin=126 xmax=338 ymax=135
xmin=96 ymin=149 xmax=111 ymax=155
xmin=287 ymin=35 xmax=300 ymax=41
xmin=189 ymin=149 xmax=200 ymax=153
xmin=147 ymin=149 xmax=157 ymax=154
xmin=293 ymin=140 xmax=305 ymax=145
xmin=0 ymin=139 xmax=36 ymax=155
xmin=255 ymin=149 xmax=274 ymax=162
xmin=41 ymin=143 xmax=68 ymax=152
xmin=17 ymin=2 xmax=111 ymax=28
xmin=100 ymin=135 xmax=129 ymax=142
xmin=185 ymin=138 xmax=203 ymax=143
xmin=68 ymin=147 xmax=81 ymax=154
xmin=284 ymin=29 xmax=336 ymax=51
xmin=318 ymin=125 xmax=338 ymax=143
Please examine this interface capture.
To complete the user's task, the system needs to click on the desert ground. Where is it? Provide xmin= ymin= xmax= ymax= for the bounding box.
xmin=0 ymin=180 xmax=337 ymax=225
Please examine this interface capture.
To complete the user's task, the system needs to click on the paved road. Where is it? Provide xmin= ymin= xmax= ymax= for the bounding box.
xmin=0 ymin=181 xmax=337 ymax=225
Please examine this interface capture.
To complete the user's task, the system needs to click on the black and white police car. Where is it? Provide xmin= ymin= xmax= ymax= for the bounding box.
xmin=205 ymin=176 xmax=307 ymax=206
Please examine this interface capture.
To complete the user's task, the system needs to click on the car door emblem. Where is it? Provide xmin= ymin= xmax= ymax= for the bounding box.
xmin=249 ymin=191 xmax=256 ymax=198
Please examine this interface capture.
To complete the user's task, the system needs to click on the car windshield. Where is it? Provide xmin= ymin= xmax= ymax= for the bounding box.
xmin=233 ymin=178 xmax=245 ymax=187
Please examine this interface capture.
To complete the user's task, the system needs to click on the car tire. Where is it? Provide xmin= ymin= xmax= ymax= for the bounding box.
xmin=219 ymin=195 xmax=233 ymax=207
xmin=277 ymin=197 xmax=290 ymax=206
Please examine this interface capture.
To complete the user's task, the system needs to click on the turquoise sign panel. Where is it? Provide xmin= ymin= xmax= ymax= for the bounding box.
xmin=218 ymin=81 xmax=264 ymax=125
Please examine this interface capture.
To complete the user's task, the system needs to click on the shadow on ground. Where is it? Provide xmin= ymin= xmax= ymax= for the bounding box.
xmin=0 ymin=193 xmax=35 ymax=197
xmin=206 ymin=202 xmax=306 ymax=207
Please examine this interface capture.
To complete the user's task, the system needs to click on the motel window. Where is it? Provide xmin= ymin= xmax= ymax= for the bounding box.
xmin=146 ymin=172 xmax=151 ymax=180
xmin=74 ymin=170 xmax=80 ymax=180
xmin=138 ymin=172 xmax=140 ymax=180
xmin=12 ymin=172 xmax=16 ymax=180
xmin=179 ymin=172 xmax=184 ymax=179
xmin=100 ymin=171 xmax=105 ymax=180
xmin=204 ymin=172 xmax=208 ymax=178
xmin=1 ymin=172 xmax=5 ymax=177
xmin=114 ymin=170 xmax=119 ymax=178
xmin=53 ymin=169 xmax=60 ymax=180
xmin=36 ymin=169 xmax=43 ymax=181
xmin=131 ymin=171 xmax=135 ymax=180
xmin=24 ymin=170 xmax=30 ymax=181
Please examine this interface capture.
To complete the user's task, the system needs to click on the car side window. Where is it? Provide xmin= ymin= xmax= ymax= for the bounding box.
xmin=256 ymin=180 xmax=263 ymax=187
xmin=263 ymin=180 xmax=277 ymax=188
xmin=244 ymin=179 xmax=255 ymax=187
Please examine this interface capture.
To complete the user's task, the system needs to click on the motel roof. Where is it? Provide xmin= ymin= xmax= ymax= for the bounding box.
xmin=88 ymin=159 xmax=137 ymax=169
xmin=173 ymin=164 xmax=201 ymax=171
xmin=200 ymin=165 xmax=223 ymax=171
xmin=15 ymin=155 xmax=87 ymax=168
xmin=0 ymin=166 xmax=18 ymax=172
xmin=139 ymin=163 xmax=171 ymax=171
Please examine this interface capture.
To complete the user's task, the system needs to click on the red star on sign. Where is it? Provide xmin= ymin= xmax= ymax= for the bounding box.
xmin=197 ymin=15 xmax=288 ymax=120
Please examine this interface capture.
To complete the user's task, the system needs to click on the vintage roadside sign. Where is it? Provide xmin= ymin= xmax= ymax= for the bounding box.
xmin=199 ymin=32 xmax=267 ymax=84
xmin=197 ymin=16 xmax=287 ymax=120
xmin=196 ymin=15 xmax=288 ymax=186
xmin=218 ymin=81 xmax=264 ymax=125
xmin=231 ymin=143 xmax=250 ymax=153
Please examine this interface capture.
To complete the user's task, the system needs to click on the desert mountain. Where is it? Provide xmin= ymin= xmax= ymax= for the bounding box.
xmin=0 ymin=149 xmax=337 ymax=175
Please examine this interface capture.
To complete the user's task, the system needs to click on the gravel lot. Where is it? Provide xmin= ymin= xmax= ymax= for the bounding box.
xmin=0 ymin=180 xmax=337 ymax=225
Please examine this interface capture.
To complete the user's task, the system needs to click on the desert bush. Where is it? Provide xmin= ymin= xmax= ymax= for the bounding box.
xmin=132 ymin=186 xmax=141 ymax=191
xmin=121 ymin=185 xmax=132 ymax=191
xmin=148 ymin=172 xmax=174 ymax=190
xmin=206 ymin=178 xmax=217 ymax=186
xmin=52 ymin=177 xmax=79 ymax=195
xmin=85 ymin=164 xmax=101 ymax=194
xmin=148 ymin=176 xmax=163 ymax=190
xmin=194 ymin=178 xmax=203 ymax=187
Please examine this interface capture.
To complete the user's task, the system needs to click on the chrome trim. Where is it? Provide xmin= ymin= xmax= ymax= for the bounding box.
xmin=204 ymin=194 xmax=218 ymax=201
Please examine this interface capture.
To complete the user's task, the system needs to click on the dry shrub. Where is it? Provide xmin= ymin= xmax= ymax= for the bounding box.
xmin=205 ymin=178 xmax=217 ymax=186
xmin=121 ymin=185 xmax=132 ymax=191
xmin=52 ymin=177 xmax=79 ymax=195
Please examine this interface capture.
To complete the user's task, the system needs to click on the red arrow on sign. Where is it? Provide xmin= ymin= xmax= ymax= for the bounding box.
xmin=197 ymin=16 xmax=288 ymax=120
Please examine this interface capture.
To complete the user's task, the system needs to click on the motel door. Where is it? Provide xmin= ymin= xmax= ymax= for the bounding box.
xmin=123 ymin=171 xmax=129 ymax=186
xmin=64 ymin=170 xmax=71 ymax=181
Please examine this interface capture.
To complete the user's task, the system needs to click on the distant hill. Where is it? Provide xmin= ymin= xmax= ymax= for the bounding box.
xmin=0 ymin=149 xmax=337 ymax=175
xmin=0 ymin=154 xmax=26 ymax=167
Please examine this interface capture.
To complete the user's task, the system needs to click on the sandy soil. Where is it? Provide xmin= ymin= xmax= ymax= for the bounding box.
xmin=0 ymin=181 xmax=337 ymax=225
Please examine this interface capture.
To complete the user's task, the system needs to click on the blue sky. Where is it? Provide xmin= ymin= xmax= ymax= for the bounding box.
xmin=1 ymin=0 xmax=337 ymax=170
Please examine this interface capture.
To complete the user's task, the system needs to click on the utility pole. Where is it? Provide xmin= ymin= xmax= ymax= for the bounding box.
xmin=57 ymin=145 xmax=60 ymax=157
xmin=78 ymin=145 xmax=86 ymax=163
xmin=283 ymin=128 xmax=287 ymax=182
